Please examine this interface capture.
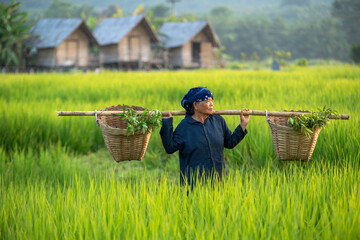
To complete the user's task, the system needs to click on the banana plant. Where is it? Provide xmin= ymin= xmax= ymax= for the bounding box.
xmin=0 ymin=1 xmax=30 ymax=67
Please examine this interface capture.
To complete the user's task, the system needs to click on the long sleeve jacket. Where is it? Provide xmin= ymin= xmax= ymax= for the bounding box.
xmin=160 ymin=114 xmax=247 ymax=185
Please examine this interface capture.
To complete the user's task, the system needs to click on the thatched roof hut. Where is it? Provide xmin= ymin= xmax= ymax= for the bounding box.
xmin=30 ymin=18 xmax=99 ymax=68
xmin=159 ymin=21 xmax=221 ymax=68
xmin=93 ymin=15 xmax=159 ymax=69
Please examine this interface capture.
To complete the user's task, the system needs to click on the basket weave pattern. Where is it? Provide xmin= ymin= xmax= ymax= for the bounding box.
xmin=267 ymin=115 xmax=322 ymax=161
xmin=97 ymin=105 xmax=151 ymax=162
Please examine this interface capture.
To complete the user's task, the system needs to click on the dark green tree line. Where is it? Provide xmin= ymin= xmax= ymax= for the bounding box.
xmin=43 ymin=0 xmax=96 ymax=19
xmin=332 ymin=0 xmax=360 ymax=45
xmin=209 ymin=4 xmax=353 ymax=61
xmin=2 ymin=0 xmax=358 ymax=66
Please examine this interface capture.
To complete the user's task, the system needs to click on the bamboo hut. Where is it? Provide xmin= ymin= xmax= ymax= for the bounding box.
xmin=159 ymin=21 xmax=221 ymax=69
xmin=30 ymin=18 xmax=99 ymax=68
xmin=93 ymin=15 xmax=160 ymax=69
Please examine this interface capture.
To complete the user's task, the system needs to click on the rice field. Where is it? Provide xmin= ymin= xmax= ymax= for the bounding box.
xmin=1 ymin=66 xmax=359 ymax=239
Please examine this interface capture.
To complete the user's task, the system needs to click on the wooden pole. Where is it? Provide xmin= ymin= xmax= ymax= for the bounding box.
xmin=56 ymin=110 xmax=350 ymax=120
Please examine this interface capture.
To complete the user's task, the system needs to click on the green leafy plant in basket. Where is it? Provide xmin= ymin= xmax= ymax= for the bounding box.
xmin=287 ymin=106 xmax=340 ymax=138
xmin=117 ymin=106 xmax=162 ymax=136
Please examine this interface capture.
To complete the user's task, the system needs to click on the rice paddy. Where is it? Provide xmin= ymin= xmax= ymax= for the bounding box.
xmin=1 ymin=66 xmax=359 ymax=239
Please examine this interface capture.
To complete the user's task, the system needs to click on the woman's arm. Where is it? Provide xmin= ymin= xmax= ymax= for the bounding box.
xmin=222 ymin=110 xmax=249 ymax=149
xmin=160 ymin=117 xmax=182 ymax=154
xmin=223 ymin=123 xmax=247 ymax=149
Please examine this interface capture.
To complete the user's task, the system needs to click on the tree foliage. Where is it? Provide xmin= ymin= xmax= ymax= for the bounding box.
xmin=350 ymin=44 xmax=360 ymax=64
xmin=209 ymin=6 xmax=350 ymax=61
xmin=0 ymin=1 xmax=30 ymax=67
xmin=150 ymin=4 xmax=170 ymax=19
xmin=132 ymin=4 xmax=145 ymax=16
xmin=43 ymin=0 xmax=95 ymax=19
xmin=332 ymin=0 xmax=360 ymax=44
xmin=280 ymin=0 xmax=311 ymax=7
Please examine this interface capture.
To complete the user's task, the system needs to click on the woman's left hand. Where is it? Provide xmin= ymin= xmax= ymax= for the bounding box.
xmin=240 ymin=108 xmax=250 ymax=131
xmin=162 ymin=112 xmax=172 ymax=119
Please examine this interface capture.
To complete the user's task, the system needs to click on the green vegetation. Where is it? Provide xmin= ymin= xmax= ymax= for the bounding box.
xmin=296 ymin=58 xmax=309 ymax=67
xmin=288 ymin=106 xmax=340 ymax=137
xmin=0 ymin=1 xmax=30 ymax=67
xmin=350 ymin=43 xmax=360 ymax=64
xmin=42 ymin=0 xmax=95 ymax=19
xmin=117 ymin=106 xmax=162 ymax=136
xmin=0 ymin=66 xmax=359 ymax=239
xmin=332 ymin=0 xmax=360 ymax=45
xmin=1 ymin=156 xmax=359 ymax=239
xmin=2 ymin=0 xmax=357 ymax=67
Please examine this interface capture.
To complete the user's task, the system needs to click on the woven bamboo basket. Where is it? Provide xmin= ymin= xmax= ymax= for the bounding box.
xmin=267 ymin=112 xmax=322 ymax=162
xmin=97 ymin=105 xmax=152 ymax=162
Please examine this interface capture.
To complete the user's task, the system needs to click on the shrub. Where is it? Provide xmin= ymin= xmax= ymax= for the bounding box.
xmin=229 ymin=62 xmax=244 ymax=70
xmin=296 ymin=58 xmax=308 ymax=67
xmin=350 ymin=44 xmax=360 ymax=64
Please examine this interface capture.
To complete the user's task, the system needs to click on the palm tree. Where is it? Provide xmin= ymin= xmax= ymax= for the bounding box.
xmin=0 ymin=1 xmax=30 ymax=67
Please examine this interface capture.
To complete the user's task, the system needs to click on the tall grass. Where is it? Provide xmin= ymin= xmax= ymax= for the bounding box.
xmin=1 ymin=66 xmax=359 ymax=239
xmin=1 ymin=149 xmax=359 ymax=239
xmin=0 ymin=66 xmax=359 ymax=165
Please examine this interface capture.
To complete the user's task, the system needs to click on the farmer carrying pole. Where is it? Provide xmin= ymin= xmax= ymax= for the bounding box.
xmin=56 ymin=110 xmax=350 ymax=119
xmin=160 ymin=87 xmax=250 ymax=188
xmin=56 ymin=96 xmax=349 ymax=173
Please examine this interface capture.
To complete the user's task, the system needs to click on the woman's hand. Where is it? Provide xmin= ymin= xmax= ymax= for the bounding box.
xmin=240 ymin=108 xmax=250 ymax=132
xmin=162 ymin=112 xmax=172 ymax=119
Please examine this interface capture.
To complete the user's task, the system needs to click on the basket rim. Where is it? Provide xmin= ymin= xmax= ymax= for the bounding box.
xmin=98 ymin=120 xmax=153 ymax=136
xmin=96 ymin=104 xmax=149 ymax=134
xmin=267 ymin=117 xmax=324 ymax=133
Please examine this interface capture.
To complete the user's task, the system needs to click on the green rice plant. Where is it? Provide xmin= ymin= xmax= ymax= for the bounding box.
xmin=0 ymin=145 xmax=93 ymax=186
xmin=0 ymin=66 xmax=359 ymax=239
xmin=117 ymin=106 xmax=162 ymax=136
xmin=0 ymin=66 xmax=359 ymax=170
xmin=0 ymin=66 xmax=359 ymax=167
xmin=1 ymin=155 xmax=359 ymax=239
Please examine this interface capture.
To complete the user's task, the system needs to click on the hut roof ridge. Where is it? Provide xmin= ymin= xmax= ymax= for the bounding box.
xmin=93 ymin=15 xmax=156 ymax=46
xmin=159 ymin=20 xmax=216 ymax=48
xmin=30 ymin=18 xmax=84 ymax=48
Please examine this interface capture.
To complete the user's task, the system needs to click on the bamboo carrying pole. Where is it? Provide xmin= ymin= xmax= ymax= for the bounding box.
xmin=56 ymin=110 xmax=350 ymax=120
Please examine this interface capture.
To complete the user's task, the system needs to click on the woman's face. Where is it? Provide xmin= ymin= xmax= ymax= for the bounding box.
xmin=194 ymin=97 xmax=214 ymax=115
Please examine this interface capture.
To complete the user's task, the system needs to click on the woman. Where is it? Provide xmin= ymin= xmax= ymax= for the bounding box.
xmin=160 ymin=87 xmax=250 ymax=186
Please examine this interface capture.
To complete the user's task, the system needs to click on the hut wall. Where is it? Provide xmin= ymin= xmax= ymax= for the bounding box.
xmin=118 ymin=37 xmax=128 ymax=61
xmin=181 ymin=42 xmax=193 ymax=68
xmin=192 ymin=31 xmax=209 ymax=42
xmin=57 ymin=40 xmax=76 ymax=66
xmin=76 ymin=29 xmax=90 ymax=67
xmin=182 ymin=31 xmax=213 ymax=68
xmin=37 ymin=48 xmax=56 ymax=67
xmin=56 ymin=28 xmax=90 ymax=67
xmin=118 ymin=23 xmax=152 ymax=62
xmin=200 ymin=42 xmax=213 ymax=68
xmin=168 ymin=47 xmax=183 ymax=68
xmin=100 ymin=44 xmax=118 ymax=64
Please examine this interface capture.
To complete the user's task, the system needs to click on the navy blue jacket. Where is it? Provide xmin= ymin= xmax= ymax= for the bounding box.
xmin=160 ymin=114 xmax=247 ymax=185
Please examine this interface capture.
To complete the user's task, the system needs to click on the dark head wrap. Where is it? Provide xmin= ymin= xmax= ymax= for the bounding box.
xmin=181 ymin=87 xmax=213 ymax=112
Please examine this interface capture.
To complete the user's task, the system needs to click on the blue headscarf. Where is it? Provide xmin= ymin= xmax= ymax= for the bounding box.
xmin=181 ymin=87 xmax=213 ymax=112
